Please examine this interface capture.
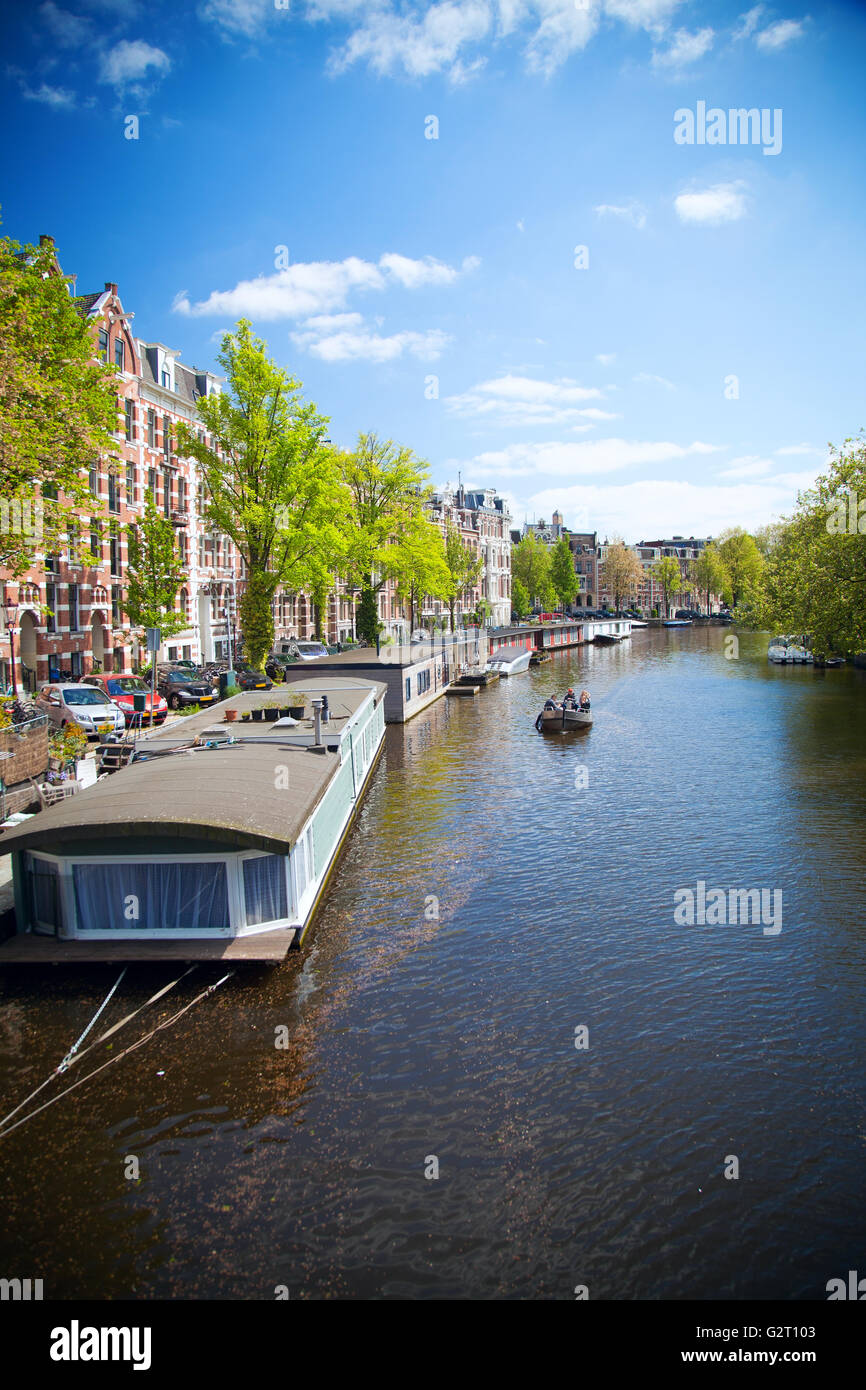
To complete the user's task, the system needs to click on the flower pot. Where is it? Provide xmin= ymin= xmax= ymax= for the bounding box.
xmin=288 ymin=705 xmax=305 ymax=720
xmin=264 ymin=708 xmax=279 ymax=721
xmin=224 ymin=709 xmax=238 ymax=723
xmin=279 ymin=708 xmax=292 ymax=719
xmin=251 ymin=709 xmax=264 ymax=722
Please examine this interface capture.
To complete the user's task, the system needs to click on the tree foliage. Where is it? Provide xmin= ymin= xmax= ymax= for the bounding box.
xmin=175 ymin=320 xmax=343 ymax=668
xmin=691 ymin=542 xmax=728 ymax=613
xmin=0 ymin=226 xmax=116 ymax=573
xmin=601 ymin=539 xmax=643 ymax=611
xmin=124 ymin=496 xmax=187 ymax=639
xmin=549 ymin=537 xmax=577 ymax=608
xmin=759 ymin=436 xmax=866 ymax=657
xmin=512 ymin=533 xmax=551 ymax=605
xmin=716 ymin=528 xmax=764 ymax=611
xmin=511 ymin=577 xmax=530 ymax=619
xmin=650 ymin=555 xmax=683 ymax=617
xmin=442 ymin=522 xmax=482 ymax=631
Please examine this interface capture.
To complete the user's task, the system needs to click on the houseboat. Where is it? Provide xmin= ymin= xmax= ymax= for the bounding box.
xmin=0 ymin=677 xmax=386 ymax=963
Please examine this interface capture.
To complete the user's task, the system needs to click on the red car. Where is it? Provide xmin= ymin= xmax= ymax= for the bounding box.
xmin=81 ymin=673 xmax=168 ymax=726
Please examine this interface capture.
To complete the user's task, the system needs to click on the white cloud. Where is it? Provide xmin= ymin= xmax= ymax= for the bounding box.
xmin=452 ymin=436 xmax=720 ymax=480
xmin=774 ymin=443 xmax=816 ymax=456
xmin=593 ymin=201 xmax=647 ymax=228
xmin=38 ymin=2 xmax=92 ymax=46
xmin=755 ymin=19 xmax=804 ymax=51
xmin=446 ymin=374 xmax=607 ymax=426
xmin=198 ymin=0 xmax=275 ymax=38
xmin=327 ymin=1 xmax=493 ymax=79
xmin=732 ymin=6 xmax=765 ymax=41
xmin=173 ymin=251 xmax=476 ymax=319
xmin=596 ymin=352 xmax=617 ymax=365
xmin=98 ymin=39 xmax=171 ymax=88
xmin=516 ymin=219 xmax=525 ymax=232
xmin=292 ymin=312 xmax=450 ymax=362
xmin=524 ymin=473 xmax=812 ymax=540
xmin=652 ymin=25 xmax=713 ymax=68
xmin=717 ymin=455 xmax=774 ymax=479
xmin=674 ymin=182 xmax=747 ymax=225
xmin=378 ymin=252 xmax=479 ymax=287
xmin=634 ymin=371 xmax=675 ymax=389
xmin=20 ymin=81 xmax=77 ymax=107
xmin=602 ymin=0 xmax=683 ymax=31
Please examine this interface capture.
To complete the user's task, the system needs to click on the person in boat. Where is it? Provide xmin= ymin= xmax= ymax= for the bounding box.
xmin=563 ymin=687 xmax=577 ymax=710
xmin=579 ymin=688 xmax=591 ymax=711
xmin=535 ymin=695 xmax=561 ymax=731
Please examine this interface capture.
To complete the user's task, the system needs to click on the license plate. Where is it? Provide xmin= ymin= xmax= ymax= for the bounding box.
xmin=255 ymin=683 xmax=266 ymax=688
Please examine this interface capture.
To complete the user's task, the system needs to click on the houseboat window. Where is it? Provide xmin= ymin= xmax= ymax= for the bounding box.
xmin=72 ymin=861 xmax=229 ymax=932
xmin=25 ymin=855 xmax=61 ymax=935
xmin=405 ymin=677 xmax=411 ymax=701
xmin=243 ymin=855 xmax=288 ymax=926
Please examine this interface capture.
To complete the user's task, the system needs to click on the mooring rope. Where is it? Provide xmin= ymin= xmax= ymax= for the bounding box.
xmin=0 ymin=965 xmax=196 ymax=1135
xmin=0 ymin=970 xmax=232 ymax=1142
xmin=58 ymin=966 xmax=127 ymax=1073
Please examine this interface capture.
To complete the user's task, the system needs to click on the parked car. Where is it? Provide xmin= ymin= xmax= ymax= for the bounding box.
xmin=221 ymin=664 xmax=272 ymax=691
xmin=35 ymin=683 xmax=126 ymax=737
xmin=81 ymin=673 xmax=168 ymax=726
xmin=155 ymin=668 xmax=217 ymax=710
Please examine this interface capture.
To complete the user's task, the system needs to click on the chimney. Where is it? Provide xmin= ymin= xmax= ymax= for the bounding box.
xmin=39 ymin=234 xmax=54 ymax=247
xmin=105 ymin=281 xmax=118 ymax=295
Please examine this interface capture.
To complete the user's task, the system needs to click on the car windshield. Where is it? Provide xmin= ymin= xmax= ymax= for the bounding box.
xmin=168 ymin=672 xmax=194 ymax=683
xmin=63 ymin=689 xmax=110 ymax=706
xmin=107 ymin=678 xmax=147 ymax=694
xmin=297 ymin=644 xmax=325 ymax=654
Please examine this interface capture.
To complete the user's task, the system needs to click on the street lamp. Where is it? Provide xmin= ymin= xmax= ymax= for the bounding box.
xmin=2 ymin=598 xmax=19 ymax=696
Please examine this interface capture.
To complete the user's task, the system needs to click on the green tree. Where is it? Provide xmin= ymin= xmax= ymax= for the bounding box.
xmin=691 ymin=543 xmax=728 ymax=613
xmin=394 ymin=516 xmax=452 ymax=633
xmin=124 ymin=496 xmax=186 ymax=639
xmin=339 ymin=432 xmax=436 ymax=646
xmin=760 ymin=435 xmax=866 ymax=657
xmin=511 ymin=578 xmax=530 ymax=619
xmin=176 ymin=321 xmax=344 ymax=670
xmin=512 ymin=533 xmax=551 ymax=605
xmin=549 ymin=537 xmax=577 ymax=609
xmin=442 ymin=523 xmax=483 ymax=631
xmin=650 ymin=555 xmax=683 ymax=618
xmin=0 ymin=227 xmax=116 ymax=573
xmin=601 ymin=539 xmax=643 ymax=612
xmin=716 ymin=528 xmax=765 ymax=612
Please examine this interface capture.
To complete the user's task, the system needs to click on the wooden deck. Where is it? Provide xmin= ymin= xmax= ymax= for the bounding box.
xmin=0 ymin=929 xmax=298 ymax=964
xmin=446 ymin=684 xmax=479 ymax=696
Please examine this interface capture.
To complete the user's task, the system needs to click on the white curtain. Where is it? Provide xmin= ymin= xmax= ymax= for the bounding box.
xmin=243 ymin=854 xmax=288 ymax=926
xmin=72 ymin=861 xmax=229 ymax=932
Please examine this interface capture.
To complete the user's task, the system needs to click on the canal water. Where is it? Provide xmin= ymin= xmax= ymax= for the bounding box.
xmin=1 ymin=626 xmax=865 ymax=1300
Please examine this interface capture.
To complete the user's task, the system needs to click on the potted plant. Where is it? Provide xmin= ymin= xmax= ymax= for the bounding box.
xmin=250 ymin=705 xmax=264 ymax=722
xmin=240 ymin=711 xmax=251 ymax=722
xmin=263 ymin=700 xmax=281 ymax=721
xmin=287 ymin=694 xmax=306 ymax=720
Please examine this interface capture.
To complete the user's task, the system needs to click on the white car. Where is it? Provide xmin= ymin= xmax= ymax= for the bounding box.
xmin=293 ymin=641 xmax=328 ymax=661
xmin=36 ymin=683 xmax=126 ymax=737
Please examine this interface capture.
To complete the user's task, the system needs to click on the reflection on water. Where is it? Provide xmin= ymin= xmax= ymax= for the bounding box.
xmin=1 ymin=627 xmax=865 ymax=1299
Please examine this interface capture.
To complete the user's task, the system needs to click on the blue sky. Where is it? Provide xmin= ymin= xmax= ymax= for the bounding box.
xmin=2 ymin=0 xmax=865 ymax=541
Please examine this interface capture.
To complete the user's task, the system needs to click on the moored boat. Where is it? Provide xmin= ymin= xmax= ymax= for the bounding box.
xmin=486 ymin=644 xmax=532 ymax=676
xmin=767 ymin=636 xmax=790 ymax=663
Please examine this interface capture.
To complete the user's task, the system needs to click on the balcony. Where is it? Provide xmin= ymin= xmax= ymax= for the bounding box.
xmin=170 ymin=507 xmax=189 ymax=527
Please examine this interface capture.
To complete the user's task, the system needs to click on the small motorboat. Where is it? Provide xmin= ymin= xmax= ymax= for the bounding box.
xmin=664 ymin=619 xmax=692 ymax=627
xmin=593 ymin=632 xmax=621 ymax=645
xmin=535 ymin=704 xmax=593 ymax=732
xmin=529 ymin=650 xmax=552 ymax=665
xmin=486 ymin=644 xmax=532 ymax=676
xmin=768 ymin=637 xmax=790 ymax=663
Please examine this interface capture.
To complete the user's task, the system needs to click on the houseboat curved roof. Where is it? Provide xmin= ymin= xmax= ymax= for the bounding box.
xmin=2 ymin=678 xmax=385 ymax=859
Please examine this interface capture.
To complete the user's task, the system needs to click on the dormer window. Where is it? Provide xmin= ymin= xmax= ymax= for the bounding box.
xmin=161 ymin=370 xmax=171 ymax=389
